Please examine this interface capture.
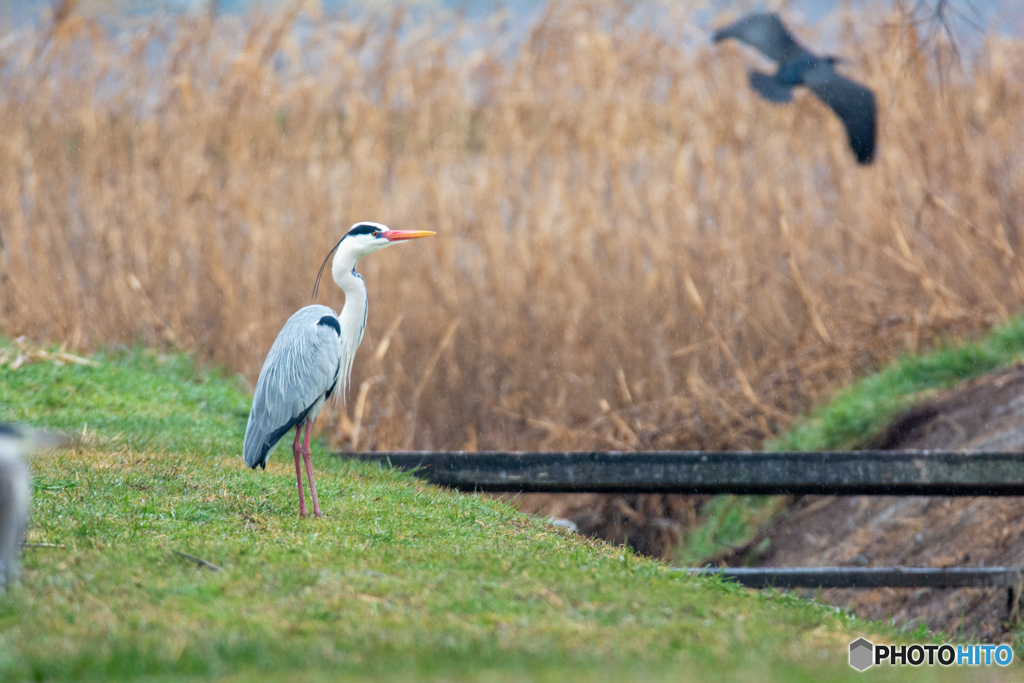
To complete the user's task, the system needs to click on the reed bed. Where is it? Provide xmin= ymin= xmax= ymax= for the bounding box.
xmin=1 ymin=1 xmax=1022 ymax=467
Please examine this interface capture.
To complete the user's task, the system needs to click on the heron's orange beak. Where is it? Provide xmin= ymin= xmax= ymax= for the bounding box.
xmin=384 ymin=229 xmax=436 ymax=242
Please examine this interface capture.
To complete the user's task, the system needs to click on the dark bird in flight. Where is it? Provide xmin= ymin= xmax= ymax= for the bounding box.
xmin=713 ymin=13 xmax=877 ymax=164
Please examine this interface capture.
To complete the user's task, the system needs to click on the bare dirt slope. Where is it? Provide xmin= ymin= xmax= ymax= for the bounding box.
xmin=727 ymin=364 xmax=1024 ymax=641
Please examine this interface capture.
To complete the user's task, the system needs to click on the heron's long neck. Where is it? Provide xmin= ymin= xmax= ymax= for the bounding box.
xmin=332 ymin=251 xmax=369 ymax=393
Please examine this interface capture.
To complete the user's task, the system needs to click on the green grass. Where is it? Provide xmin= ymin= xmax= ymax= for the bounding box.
xmin=681 ymin=317 xmax=1024 ymax=566
xmin=676 ymin=496 xmax=787 ymax=567
xmin=0 ymin=344 xmax=248 ymax=455
xmin=0 ymin=339 xmax=1000 ymax=681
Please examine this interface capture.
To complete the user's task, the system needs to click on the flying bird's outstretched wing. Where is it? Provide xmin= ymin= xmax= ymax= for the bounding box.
xmin=803 ymin=62 xmax=877 ymax=164
xmin=712 ymin=13 xmax=811 ymax=64
xmin=243 ymin=305 xmax=343 ymax=470
xmin=748 ymin=71 xmax=794 ymax=103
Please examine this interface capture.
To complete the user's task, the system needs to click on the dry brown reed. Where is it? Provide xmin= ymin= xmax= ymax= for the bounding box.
xmin=1 ymin=1 xmax=1023 ymax=470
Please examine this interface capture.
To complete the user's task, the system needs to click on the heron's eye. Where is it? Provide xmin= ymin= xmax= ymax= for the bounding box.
xmin=372 ymin=230 xmax=380 ymax=237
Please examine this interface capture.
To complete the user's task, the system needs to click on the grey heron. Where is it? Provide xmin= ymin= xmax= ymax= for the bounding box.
xmin=243 ymin=222 xmax=435 ymax=518
xmin=0 ymin=424 xmax=36 ymax=589
xmin=713 ymin=13 xmax=877 ymax=164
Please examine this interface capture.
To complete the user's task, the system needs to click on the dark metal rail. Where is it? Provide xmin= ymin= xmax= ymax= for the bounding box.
xmin=343 ymin=450 xmax=1024 ymax=495
xmin=686 ymin=566 xmax=1024 ymax=589
xmin=344 ymin=451 xmax=1024 ymax=593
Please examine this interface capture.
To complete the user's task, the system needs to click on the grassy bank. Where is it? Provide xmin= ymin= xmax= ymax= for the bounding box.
xmin=680 ymin=316 xmax=1024 ymax=566
xmin=772 ymin=316 xmax=1024 ymax=451
xmin=0 ymin=339 xmax=955 ymax=682
xmin=770 ymin=317 xmax=1024 ymax=454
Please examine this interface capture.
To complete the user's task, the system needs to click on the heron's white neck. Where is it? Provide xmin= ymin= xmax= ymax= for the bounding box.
xmin=331 ymin=248 xmax=369 ymax=395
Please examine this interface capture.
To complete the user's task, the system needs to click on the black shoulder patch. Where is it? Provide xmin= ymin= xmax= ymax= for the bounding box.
xmin=317 ymin=315 xmax=341 ymax=336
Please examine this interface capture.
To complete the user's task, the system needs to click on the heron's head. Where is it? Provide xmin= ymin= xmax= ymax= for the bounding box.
xmin=339 ymin=222 xmax=436 ymax=259
xmin=313 ymin=222 xmax=436 ymax=299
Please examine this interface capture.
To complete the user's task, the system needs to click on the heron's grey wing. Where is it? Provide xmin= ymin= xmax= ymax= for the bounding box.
xmin=0 ymin=427 xmax=31 ymax=588
xmin=748 ymin=71 xmax=793 ymax=103
xmin=803 ymin=63 xmax=877 ymax=164
xmin=712 ymin=13 xmax=812 ymax=64
xmin=243 ymin=306 xmax=343 ymax=469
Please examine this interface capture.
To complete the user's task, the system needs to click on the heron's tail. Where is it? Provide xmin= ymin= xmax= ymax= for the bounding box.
xmin=243 ymin=411 xmax=299 ymax=470
xmin=242 ymin=432 xmax=266 ymax=470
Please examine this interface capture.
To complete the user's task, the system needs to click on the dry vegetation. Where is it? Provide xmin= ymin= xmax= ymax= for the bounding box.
xmin=1 ymin=1 xmax=1023 ymax=524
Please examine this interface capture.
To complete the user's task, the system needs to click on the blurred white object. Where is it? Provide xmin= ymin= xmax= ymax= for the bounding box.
xmin=548 ymin=517 xmax=579 ymax=533
xmin=0 ymin=424 xmax=50 ymax=589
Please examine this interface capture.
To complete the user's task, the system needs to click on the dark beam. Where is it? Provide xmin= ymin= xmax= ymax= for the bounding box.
xmin=342 ymin=450 xmax=1024 ymax=495
xmin=685 ymin=566 xmax=1024 ymax=589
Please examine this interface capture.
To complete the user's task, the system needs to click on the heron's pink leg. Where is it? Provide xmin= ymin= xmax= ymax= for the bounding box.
xmin=293 ymin=425 xmax=307 ymax=518
xmin=300 ymin=421 xmax=322 ymax=518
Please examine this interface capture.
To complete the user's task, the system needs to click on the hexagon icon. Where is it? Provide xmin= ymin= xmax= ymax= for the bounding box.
xmin=849 ymin=638 xmax=874 ymax=671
